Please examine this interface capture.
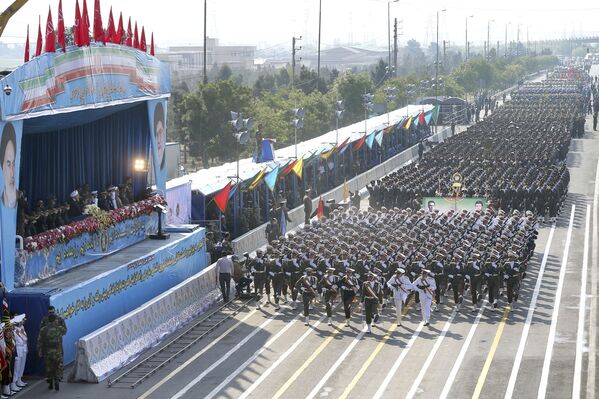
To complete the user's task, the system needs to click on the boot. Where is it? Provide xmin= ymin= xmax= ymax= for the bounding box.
xmin=304 ymin=316 xmax=310 ymax=326
xmin=327 ymin=317 xmax=332 ymax=326
xmin=47 ymin=379 xmax=54 ymax=390
xmin=345 ymin=318 xmax=350 ymax=327
xmin=2 ymin=385 xmax=11 ymax=396
xmin=54 ymin=379 xmax=59 ymax=391
xmin=9 ymin=383 xmax=20 ymax=393
xmin=16 ymin=379 xmax=27 ymax=388
xmin=366 ymin=323 xmax=372 ymax=333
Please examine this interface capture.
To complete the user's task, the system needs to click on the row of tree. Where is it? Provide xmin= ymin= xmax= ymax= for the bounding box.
xmin=170 ymin=54 xmax=559 ymax=169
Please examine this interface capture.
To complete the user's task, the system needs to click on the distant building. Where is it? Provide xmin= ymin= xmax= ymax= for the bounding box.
xmin=302 ymin=46 xmax=388 ymax=69
xmin=157 ymin=38 xmax=256 ymax=73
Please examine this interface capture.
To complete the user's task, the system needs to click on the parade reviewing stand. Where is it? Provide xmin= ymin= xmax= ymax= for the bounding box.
xmin=0 ymin=36 xmax=208 ymax=375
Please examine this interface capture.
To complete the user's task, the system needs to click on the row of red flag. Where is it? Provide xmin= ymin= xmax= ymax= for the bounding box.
xmin=24 ymin=0 xmax=155 ymax=63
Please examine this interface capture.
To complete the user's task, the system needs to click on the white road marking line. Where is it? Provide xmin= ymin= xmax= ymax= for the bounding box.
xmin=306 ymin=326 xmax=367 ymax=399
xmin=203 ymin=314 xmax=302 ymax=399
xmin=405 ymin=310 xmax=457 ymax=399
xmin=238 ymin=308 xmax=337 ymax=399
xmin=588 ymin=158 xmax=599 ymax=398
xmin=537 ymin=204 xmax=575 ymax=399
xmin=438 ymin=301 xmax=486 ymax=399
xmin=169 ymin=311 xmax=285 ymax=399
xmin=373 ymin=321 xmax=425 ymax=399
xmin=504 ymin=224 xmax=556 ymax=399
xmin=574 ymin=204 xmax=591 ymax=398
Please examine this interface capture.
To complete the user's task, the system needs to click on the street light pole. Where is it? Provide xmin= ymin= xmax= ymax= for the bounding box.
xmin=317 ymin=0 xmax=322 ymax=90
xmin=435 ymin=9 xmax=445 ymax=102
xmin=465 ymin=15 xmax=473 ymax=60
xmin=487 ymin=19 xmax=494 ymax=61
xmin=203 ymin=0 xmax=207 ymax=84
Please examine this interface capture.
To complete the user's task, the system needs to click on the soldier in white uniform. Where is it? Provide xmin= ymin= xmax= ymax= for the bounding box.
xmin=386 ymin=268 xmax=413 ymax=326
xmin=413 ymin=269 xmax=437 ymax=326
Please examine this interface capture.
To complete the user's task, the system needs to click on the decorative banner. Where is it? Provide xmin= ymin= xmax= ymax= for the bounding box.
xmin=147 ymin=98 xmax=168 ymax=193
xmin=365 ymin=132 xmax=375 ymax=149
xmin=248 ymin=168 xmax=266 ymax=190
xmin=264 ymin=165 xmax=279 ymax=192
xmin=0 ymin=120 xmax=23 ymax=290
xmin=374 ymin=130 xmax=384 ymax=147
xmin=0 ymin=45 xmax=170 ymax=120
xmin=16 ymin=213 xmax=157 ymax=287
xmin=421 ymin=197 xmax=489 ymax=213
xmin=166 ymin=181 xmax=191 ymax=225
xmin=292 ymin=158 xmax=304 ymax=179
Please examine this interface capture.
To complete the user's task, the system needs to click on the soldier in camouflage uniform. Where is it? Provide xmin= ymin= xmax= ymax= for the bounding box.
xmin=37 ymin=306 xmax=67 ymax=391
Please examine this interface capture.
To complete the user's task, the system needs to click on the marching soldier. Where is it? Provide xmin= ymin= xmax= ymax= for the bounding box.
xmin=447 ymin=260 xmax=466 ymax=310
xmin=504 ymin=251 xmax=521 ymax=311
xmin=341 ymin=268 xmax=359 ymax=326
xmin=250 ymin=249 xmax=267 ymax=309
xmin=268 ymin=249 xmax=286 ymax=310
xmin=386 ymin=268 xmax=413 ymax=326
xmin=295 ymin=268 xmax=319 ymax=325
xmin=466 ymin=252 xmax=484 ymax=312
xmin=361 ymin=272 xmax=383 ymax=333
xmin=431 ymin=254 xmax=447 ymax=311
xmin=413 ymin=269 xmax=436 ymax=326
xmin=483 ymin=252 xmax=501 ymax=310
xmin=320 ymin=267 xmax=340 ymax=325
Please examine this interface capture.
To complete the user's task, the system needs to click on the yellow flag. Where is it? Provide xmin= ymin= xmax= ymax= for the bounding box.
xmin=248 ymin=168 xmax=267 ymax=190
xmin=404 ymin=116 xmax=413 ymax=129
xmin=292 ymin=158 xmax=304 ymax=179
xmin=343 ymin=178 xmax=349 ymax=202
xmin=320 ymin=145 xmax=337 ymax=160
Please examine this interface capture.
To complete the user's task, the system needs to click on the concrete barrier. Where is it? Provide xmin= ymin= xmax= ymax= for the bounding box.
xmin=232 ymin=127 xmax=453 ymax=255
xmin=71 ymin=263 xmax=222 ymax=382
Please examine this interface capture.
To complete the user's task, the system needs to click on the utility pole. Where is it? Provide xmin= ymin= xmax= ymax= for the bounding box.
xmin=505 ymin=23 xmax=508 ymax=57
xmin=291 ymin=36 xmax=302 ymax=89
xmin=443 ymin=40 xmax=447 ymax=71
xmin=393 ymin=18 xmax=398 ymax=77
xmin=517 ymin=24 xmax=520 ymax=57
xmin=203 ymin=0 xmax=207 ymax=84
xmin=317 ymin=0 xmax=322 ymax=91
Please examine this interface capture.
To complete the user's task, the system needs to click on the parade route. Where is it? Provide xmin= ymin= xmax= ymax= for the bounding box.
xmin=15 ymin=77 xmax=598 ymax=399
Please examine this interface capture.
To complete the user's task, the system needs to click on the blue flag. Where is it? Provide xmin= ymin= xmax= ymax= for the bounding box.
xmin=280 ymin=207 xmax=287 ymax=236
xmin=264 ymin=165 xmax=279 ymax=192
xmin=374 ymin=130 xmax=384 ymax=147
xmin=365 ymin=132 xmax=376 ymax=149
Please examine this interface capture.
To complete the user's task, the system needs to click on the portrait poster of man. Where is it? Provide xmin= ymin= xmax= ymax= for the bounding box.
xmin=147 ymin=99 xmax=168 ymax=193
xmin=422 ymin=197 xmax=488 ymax=213
xmin=0 ymin=120 xmax=23 ymax=288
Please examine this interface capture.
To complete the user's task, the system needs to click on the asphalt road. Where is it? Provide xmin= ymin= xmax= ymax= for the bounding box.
xmin=20 ymin=85 xmax=599 ymax=399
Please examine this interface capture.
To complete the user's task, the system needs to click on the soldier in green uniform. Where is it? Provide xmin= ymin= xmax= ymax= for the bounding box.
xmin=37 ymin=306 xmax=67 ymax=391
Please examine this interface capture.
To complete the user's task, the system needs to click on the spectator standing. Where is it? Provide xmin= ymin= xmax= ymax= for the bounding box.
xmin=37 ymin=306 xmax=67 ymax=391
xmin=216 ymin=255 xmax=234 ymax=302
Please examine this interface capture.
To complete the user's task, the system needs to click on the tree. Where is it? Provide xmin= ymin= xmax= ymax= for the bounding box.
xmin=253 ymin=73 xmax=276 ymax=96
xmin=333 ymin=72 xmax=374 ymax=124
xmin=402 ymin=40 xmax=427 ymax=76
xmin=371 ymin=59 xmax=389 ymax=86
xmin=276 ymin=68 xmax=290 ymax=88
xmin=218 ymin=64 xmax=233 ymax=81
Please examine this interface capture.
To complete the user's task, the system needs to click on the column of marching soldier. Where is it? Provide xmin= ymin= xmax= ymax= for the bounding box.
xmin=243 ymin=206 xmax=538 ymax=332
xmin=234 ymin=67 xmax=589 ymax=333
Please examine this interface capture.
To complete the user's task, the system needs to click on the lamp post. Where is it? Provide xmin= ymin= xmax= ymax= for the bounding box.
xmin=384 ymin=86 xmax=398 ymax=126
xmin=317 ymin=0 xmax=322 ymax=90
xmin=505 ymin=22 xmax=510 ymax=57
xmin=465 ymin=15 xmax=474 ymax=60
xmin=388 ymin=0 xmax=399 ymax=71
xmin=292 ymin=108 xmax=305 ymax=159
xmin=203 ymin=0 xmax=207 ymax=84
xmin=487 ymin=19 xmax=495 ymax=61
xmin=435 ymin=9 xmax=446 ymax=103
xmin=335 ymin=100 xmax=345 ymax=146
xmin=362 ymin=93 xmax=374 ymax=135
xmin=230 ymin=111 xmax=252 ymax=237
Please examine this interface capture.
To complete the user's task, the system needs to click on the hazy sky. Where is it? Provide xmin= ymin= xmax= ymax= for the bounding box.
xmin=2 ymin=0 xmax=599 ymax=51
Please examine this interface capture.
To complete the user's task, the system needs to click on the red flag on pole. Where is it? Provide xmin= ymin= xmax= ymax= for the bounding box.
xmin=57 ymin=0 xmax=65 ymax=52
xmin=105 ymin=7 xmax=115 ymax=43
xmin=214 ymin=181 xmax=232 ymax=213
xmin=353 ymin=134 xmax=367 ymax=150
xmin=150 ymin=32 xmax=155 ymax=55
xmin=317 ymin=197 xmax=324 ymax=220
xmin=35 ymin=16 xmax=42 ymax=56
xmin=74 ymin=0 xmax=82 ymax=46
xmin=81 ymin=0 xmax=90 ymax=45
xmin=93 ymin=0 xmax=104 ymax=43
xmin=140 ymin=26 xmax=146 ymax=51
xmin=24 ymin=25 xmax=30 ymax=62
xmin=133 ymin=22 xmax=139 ymax=49
xmin=126 ymin=17 xmax=132 ymax=47
xmin=115 ymin=12 xmax=124 ymax=44
xmin=44 ymin=6 xmax=56 ymax=53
